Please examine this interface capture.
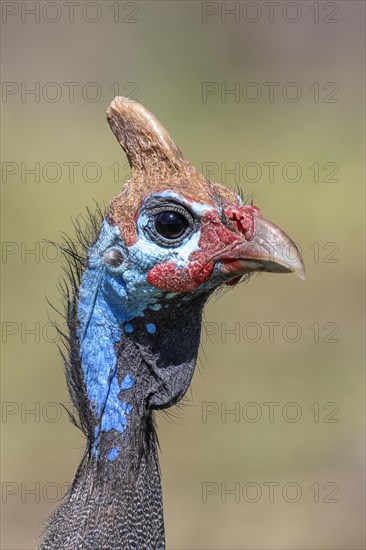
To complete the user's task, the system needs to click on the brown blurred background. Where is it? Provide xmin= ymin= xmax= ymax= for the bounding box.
xmin=1 ymin=1 xmax=365 ymax=548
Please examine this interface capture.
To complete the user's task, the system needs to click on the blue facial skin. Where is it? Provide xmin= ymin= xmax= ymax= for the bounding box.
xmin=77 ymin=220 xmax=163 ymax=460
xmin=77 ymin=190 xmax=229 ymax=460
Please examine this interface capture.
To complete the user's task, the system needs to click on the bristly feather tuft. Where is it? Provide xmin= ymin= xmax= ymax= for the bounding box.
xmin=48 ymin=203 xmax=106 ymax=443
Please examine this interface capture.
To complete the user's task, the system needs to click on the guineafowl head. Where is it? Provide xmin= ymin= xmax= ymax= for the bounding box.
xmin=40 ymin=97 xmax=304 ymax=550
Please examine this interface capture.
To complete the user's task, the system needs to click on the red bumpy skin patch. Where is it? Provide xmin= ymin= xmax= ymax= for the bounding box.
xmin=147 ymin=205 xmax=261 ymax=292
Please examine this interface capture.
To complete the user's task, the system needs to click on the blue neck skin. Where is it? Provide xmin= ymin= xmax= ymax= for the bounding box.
xmin=77 ymin=220 xmax=163 ymax=461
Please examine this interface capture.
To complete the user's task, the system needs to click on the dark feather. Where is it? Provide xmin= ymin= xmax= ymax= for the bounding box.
xmin=47 ymin=203 xmax=106 ymax=441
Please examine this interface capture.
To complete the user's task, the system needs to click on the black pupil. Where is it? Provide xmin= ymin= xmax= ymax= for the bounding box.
xmin=155 ymin=211 xmax=188 ymax=239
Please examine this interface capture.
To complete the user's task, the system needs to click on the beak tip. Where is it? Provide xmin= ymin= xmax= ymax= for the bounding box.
xmin=293 ymin=263 xmax=306 ymax=280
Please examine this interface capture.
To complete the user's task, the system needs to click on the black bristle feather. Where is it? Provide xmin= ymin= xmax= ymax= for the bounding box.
xmin=47 ymin=203 xmax=106 ymax=444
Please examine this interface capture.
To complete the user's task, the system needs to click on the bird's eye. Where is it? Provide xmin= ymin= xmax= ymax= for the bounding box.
xmin=142 ymin=200 xmax=195 ymax=246
xmin=155 ymin=211 xmax=189 ymax=239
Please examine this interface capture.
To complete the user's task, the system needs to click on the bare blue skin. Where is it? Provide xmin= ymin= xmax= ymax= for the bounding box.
xmin=76 ymin=190 xmax=229 ymax=460
xmin=77 ymin=220 xmax=167 ymax=458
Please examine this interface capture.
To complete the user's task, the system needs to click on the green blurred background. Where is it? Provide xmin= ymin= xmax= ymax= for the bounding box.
xmin=1 ymin=1 xmax=364 ymax=548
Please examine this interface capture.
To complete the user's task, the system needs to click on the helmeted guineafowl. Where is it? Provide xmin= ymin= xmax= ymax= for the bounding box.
xmin=39 ymin=97 xmax=305 ymax=550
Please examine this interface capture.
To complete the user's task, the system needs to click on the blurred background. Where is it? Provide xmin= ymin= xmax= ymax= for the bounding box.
xmin=1 ymin=1 xmax=364 ymax=548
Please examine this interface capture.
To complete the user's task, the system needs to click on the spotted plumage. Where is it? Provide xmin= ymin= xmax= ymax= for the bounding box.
xmin=39 ymin=97 xmax=305 ymax=550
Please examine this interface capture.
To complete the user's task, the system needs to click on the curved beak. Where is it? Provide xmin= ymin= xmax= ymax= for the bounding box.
xmin=218 ymin=215 xmax=306 ymax=280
